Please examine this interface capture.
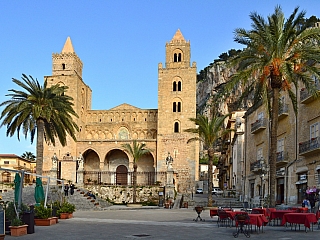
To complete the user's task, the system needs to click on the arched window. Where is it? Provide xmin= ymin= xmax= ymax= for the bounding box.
xmin=178 ymin=53 xmax=182 ymax=62
xmin=173 ymin=102 xmax=177 ymax=112
xmin=62 ymin=63 xmax=66 ymax=70
xmin=178 ymin=81 xmax=182 ymax=91
xmin=174 ymin=53 xmax=178 ymax=62
xmin=177 ymin=102 xmax=181 ymax=112
xmin=173 ymin=82 xmax=177 ymax=91
xmin=174 ymin=122 xmax=179 ymax=133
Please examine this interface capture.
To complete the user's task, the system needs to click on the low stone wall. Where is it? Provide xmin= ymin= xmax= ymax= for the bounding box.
xmin=86 ymin=185 xmax=162 ymax=204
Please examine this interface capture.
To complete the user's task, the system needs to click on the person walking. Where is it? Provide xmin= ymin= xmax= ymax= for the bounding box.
xmin=64 ymin=184 xmax=69 ymax=196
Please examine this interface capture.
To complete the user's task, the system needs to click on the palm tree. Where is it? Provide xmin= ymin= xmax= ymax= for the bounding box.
xmin=122 ymin=140 xmax=152 ymax=204
xmin=226 ymin=6 xmax=320 ymax=207
xmin=21 ymin=151 xmax=36 ymax=161
xmin=185 ymin=112 xmax=231 ymax=207
xmin=0 ymin=74 xmax=79 ymax=175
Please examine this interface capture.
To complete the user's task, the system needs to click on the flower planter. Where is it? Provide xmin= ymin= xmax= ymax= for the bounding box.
xmin=59 ymin=212 xmax=73 ymax=219
xmin=52 ymin=217 xmax=59 ymax=223
xmin=59 ymin=213 xmax=69 ymax=219
xmin=9 ymin=225 xmax=28 ymax=236
xmin=0 ymin=234 xmax=4 ymax=240
xmin=34 ymin=218 xmax=56 ymax=226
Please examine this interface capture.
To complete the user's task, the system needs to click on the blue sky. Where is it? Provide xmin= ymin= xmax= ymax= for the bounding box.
xmin=1 ymin=1 xmax=320 ymax=156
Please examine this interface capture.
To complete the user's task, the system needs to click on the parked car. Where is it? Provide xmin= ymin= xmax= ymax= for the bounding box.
xmin=212 ymin=187 xmax=223 ymax=195
xmin=196 ymin=188 xmax=203 ymax=194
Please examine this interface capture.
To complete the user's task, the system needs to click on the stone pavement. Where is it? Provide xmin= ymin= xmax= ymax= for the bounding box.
xmin=5 ymin=206 xmax=320 ymax=240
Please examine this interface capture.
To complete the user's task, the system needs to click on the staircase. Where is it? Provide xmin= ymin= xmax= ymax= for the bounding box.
xmin=0 ymin=185 xmax=112 ymax=211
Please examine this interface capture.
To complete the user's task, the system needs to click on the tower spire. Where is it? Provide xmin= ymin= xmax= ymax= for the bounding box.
xmin=62 ymin=37 xmax=74 ymax=53
xmin=171 ymin=29 xmax=186 ymax=43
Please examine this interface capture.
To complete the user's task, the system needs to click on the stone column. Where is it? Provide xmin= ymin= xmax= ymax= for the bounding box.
xmin=50 ymin=153 xmax=58 ymax=185
xmin=77 ymin=169 xmax=84 ymax=185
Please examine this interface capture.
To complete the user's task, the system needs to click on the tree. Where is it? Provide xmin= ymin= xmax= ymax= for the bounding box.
xmin=121 ymin=140 xmax=152 ymax=204
xmin=226 ymin=6 xmax=320 ymax=206
xmin=0 ymin=74 xmax=79 ymax=175
xmin=21 ymin=151 xmax=36 ymax=161
xmin=185 ymin=112 xmax=231 ymax=207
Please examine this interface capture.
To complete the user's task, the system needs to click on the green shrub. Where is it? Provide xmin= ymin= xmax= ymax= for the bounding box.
xmin=11 ymin=217 xmax=23 ymax=226
xmin=34 ymin=204 xmax=52 ymax=219
xmin=57 ymin=202 xmax=75 ymax=214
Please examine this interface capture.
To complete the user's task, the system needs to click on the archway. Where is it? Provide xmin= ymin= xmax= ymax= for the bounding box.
xmin=116 ymin=165 xmax=128 ymax=185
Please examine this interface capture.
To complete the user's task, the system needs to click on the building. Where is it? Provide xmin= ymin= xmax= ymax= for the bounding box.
xmin=243 ymin=80 xmax=320 ymax=206
xmin=42 ymin=30 xmax=199 ymax=195
xmin=0 ymin=154 xmax=36 ymax=184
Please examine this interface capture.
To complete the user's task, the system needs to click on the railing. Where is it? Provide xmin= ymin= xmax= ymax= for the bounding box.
xmin=276 ymin=151 xmax=288 ymax=163
xmin=251 ymin=118 xmax=267 ymax=133
xmin=83 ymin=171 xmax=167 ymax=186
xmin=299 ymin=136 xmax=320 ymax=155
xmin=300 ymin=84 xmax=320 ymax=103
xmin=278 ymin=104 xmax=289 ymax=118
xmin=250 ymin=161 xmax=261 ymax=171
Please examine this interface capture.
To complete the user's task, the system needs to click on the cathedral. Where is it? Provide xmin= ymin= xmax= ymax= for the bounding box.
xmin=43 ymin=29 xmax=199 ymax=194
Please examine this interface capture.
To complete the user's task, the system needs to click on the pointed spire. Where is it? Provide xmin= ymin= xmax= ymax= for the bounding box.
xmin=62 ymin=37 xmax=74 ymax=53
xmin=171 ymin=29 xmax=186 ymax=43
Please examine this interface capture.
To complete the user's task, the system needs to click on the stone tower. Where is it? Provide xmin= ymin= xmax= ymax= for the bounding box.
xmin=43 ymin=37 xmax=92 ymax=181
xmin=157 ymin=29 xmax=199 ymax=194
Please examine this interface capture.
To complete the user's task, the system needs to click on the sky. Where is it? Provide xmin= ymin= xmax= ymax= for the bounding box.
xmin=1 ymin=0 xmax=320 ymax=156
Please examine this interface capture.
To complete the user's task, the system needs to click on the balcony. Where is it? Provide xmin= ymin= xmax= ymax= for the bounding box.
xmin=276 ymin=151 xmax=288 ymax=166
xmin=278 ymin=104 xmax=289 ymax=120
xmin=251 ymin=118 xmax=267 ymax=134
xmin=300 ymin=84 xmax=320 ymax=104
xmin=250 ymin=161 xmax=261 ymax=173
xmin=299 ymin=136 xmax=320 ymax=156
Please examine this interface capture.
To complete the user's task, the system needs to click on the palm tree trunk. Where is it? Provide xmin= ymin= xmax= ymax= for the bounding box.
xmin=270 ymin=88 xmax=280 ymax=207
xmin=36 ymin=119 xmax=44 ymax=175
xmin=207 ymin=148 xmax=214 ymax=207
xmin=133 ymin=164 xmax=137 ymax=204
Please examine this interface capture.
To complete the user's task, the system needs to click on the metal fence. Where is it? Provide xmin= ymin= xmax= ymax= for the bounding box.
xmin=83 ymin=171 xmax=167 ymax=186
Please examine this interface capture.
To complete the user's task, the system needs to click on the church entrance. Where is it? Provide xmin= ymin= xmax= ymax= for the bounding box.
xmin=116 ymin=165 xmax=128 ymax=185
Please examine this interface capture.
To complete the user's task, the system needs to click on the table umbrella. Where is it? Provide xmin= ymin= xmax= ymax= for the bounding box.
xmin=34 ymin=177 xmax=45 ymax=205
xmin=14 ymin=173 xmax=21 ymax=204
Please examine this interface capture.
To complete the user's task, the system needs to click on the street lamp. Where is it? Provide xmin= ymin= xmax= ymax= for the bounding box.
xmin=259 ymin=158 xmax=268 ymax=207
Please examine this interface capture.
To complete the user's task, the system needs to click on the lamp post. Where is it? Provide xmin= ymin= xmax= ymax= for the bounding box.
xmin=259 ymin=158 xmax=268 ymax=207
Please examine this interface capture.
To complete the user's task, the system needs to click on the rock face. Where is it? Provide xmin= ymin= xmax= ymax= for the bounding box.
xmin=197 ymin=60 xmax=250 ymax=116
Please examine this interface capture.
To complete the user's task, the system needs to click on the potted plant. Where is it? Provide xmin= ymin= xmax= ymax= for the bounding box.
xmin=57 ymin=202 xmax=75 ymax=219
xmin=9 ymin=217 xmax=28 ymax=237
xmin=34 ymin=204 xmax=56 ymax=226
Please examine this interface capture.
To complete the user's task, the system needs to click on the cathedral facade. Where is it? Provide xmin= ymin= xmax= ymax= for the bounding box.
xmin=43 ymin=30 xmax=199 ymax=194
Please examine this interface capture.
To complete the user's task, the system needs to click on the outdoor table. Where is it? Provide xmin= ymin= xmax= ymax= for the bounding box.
xmin=270 ymin=210 xmax=295 ymax=225
xmin=252 ymin=208 xmax=271 ymax=217
xmin=248 ymin=213 xmax=268 ymax=233
xmin=281 ymin=213 xmax=317 ymax=232
xmin=290 ymin=207 xmax=308 ymax=213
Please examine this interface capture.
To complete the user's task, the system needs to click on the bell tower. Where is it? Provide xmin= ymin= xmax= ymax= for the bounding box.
xmin=157 ymin=29 xmax=199 ymax=193
xmin=52 ymin=37 xmax=83 ymax=77
xmin=43 ymin=37 xmax=91 ymax=181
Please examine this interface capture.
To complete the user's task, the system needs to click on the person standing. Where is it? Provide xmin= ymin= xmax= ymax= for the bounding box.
xmin=64 ymin=184 xmax=69 ymax=196
xmin=70 ymin=183 xmax=75 ymax=195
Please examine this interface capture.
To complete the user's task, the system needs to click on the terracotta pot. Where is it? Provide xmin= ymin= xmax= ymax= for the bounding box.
xmin=9 ymin=225 xmax=28 ymax=236
xmin=60 ymin=213 xmax=69 ymax=219
xmin=0 ymin=234 xmax=4 ymax=240
xmin=52 ymin=216 xmax=59 ymax=223
xmin=68 ymin=213 xmax=73 ymax=218
xmin=34 ymin=218 xmax=56 ymax=226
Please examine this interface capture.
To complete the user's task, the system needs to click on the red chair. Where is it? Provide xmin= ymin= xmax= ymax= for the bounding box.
xmin=233 ymin=213 xmax=250 ymax=238
xmin=217 ymin=209 xmax=232 ymax=228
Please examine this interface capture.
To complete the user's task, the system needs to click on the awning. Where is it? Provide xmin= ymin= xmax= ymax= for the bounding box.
xmin=295 ymin=179 xmax=307 ymax=185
